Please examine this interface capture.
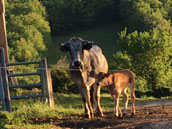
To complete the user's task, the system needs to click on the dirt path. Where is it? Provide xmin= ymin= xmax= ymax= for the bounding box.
xmin=32 ymin=98 xmax=172 ymax=129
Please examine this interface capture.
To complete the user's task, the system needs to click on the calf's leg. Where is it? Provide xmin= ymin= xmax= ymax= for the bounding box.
xmin=114 ymin=91 xmax=120 ymax=117
xmin=122 ymin=89 xmax=128 ymax=116
xmin=94 ymin=85 xmax=104 ymax=117
xmin=130 ymin=88 xmax=136 ymax=115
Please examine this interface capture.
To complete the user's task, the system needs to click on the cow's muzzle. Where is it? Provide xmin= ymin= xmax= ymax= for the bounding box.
xmin=72 ymin=60 xmax=83 ymax=68
xmin=74 ymin=61 xmax=81 ymax=66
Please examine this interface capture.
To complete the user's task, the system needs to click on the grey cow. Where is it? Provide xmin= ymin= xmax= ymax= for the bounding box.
xmin=60 ymin=37 xmax=108 ymax=119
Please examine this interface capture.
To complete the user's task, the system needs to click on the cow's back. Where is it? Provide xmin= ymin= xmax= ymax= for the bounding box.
xmin=88 ymin=45 xmax=108 ymax=76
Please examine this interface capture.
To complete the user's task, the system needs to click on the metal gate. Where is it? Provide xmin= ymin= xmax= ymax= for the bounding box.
xmin=0 ymin=47 xmax=54 ymax=111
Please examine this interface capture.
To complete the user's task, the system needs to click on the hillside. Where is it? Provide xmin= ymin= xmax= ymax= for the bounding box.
xmin=46 ymin=22 xmax=124 ymax=65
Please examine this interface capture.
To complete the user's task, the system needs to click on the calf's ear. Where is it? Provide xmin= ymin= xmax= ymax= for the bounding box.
xmin=59 ymin=43 xmax=70 ymax=52
xmin=83 ymin=41 xmax=93 ymax=50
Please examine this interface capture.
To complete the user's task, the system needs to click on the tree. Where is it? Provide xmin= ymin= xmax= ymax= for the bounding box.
xmin=112 ymin=27 xmax=172 ymax=91
xmin=5 ymin=0 xmax=51 ymax=84
xmin=120 ymin=0 xmax=171 ymax=32
xmin=41 ymin=0 xmax=119 ymax=35
xmin=5 ymin=0 xmax=51 ymax=62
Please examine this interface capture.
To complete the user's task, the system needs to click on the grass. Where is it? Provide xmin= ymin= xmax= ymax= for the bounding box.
xmin=46 ymin=22 xmax=124 ymax=65
xmin=0 ymin=92 xmax=159 ymax=129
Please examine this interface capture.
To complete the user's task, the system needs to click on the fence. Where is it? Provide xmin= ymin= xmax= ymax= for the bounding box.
xmin=0 ymin=47 xmax=54 ymax=111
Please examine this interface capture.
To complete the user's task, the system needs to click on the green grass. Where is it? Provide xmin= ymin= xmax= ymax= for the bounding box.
xmin=46 ymin=22 xmax=124 ymax=65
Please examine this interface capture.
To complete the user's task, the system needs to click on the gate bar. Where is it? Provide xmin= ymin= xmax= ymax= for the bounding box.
xmin=9 ymin=83 xmax=42 ymax=88
xmin=6 ymin=61 xmax=40 ymax=66
xmin=8 ymin=72 xmax=40 ymax=77
xmin=11 ymin=94 xmax=42 ymax=99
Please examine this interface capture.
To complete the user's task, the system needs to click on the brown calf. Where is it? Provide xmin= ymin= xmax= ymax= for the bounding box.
xmin=97 ymin=69 xmax=136 ymax=117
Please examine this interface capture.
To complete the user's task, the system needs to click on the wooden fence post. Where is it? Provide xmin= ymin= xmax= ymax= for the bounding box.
xmin=0 ymin=0 xmax=9 ymax=63
xmin=47 ymin=70 xmax=54 ymax=108
xmin=42 ymin=58 xmax=54 ymax=108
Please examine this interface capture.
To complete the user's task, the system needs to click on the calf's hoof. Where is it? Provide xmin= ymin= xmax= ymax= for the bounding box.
xmin=122 ymin=113 xmax=127 ymax=118
xmin=131 ymin=112 xmax=136 ymax=117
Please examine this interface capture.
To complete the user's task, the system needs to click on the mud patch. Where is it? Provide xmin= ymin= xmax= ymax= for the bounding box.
xmin=31 ymin=98 xmax=172 ymax=129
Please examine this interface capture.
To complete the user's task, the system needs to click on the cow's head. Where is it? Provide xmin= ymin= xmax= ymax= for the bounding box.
xmin=60 ymin=37 xmax=93 ymax=68
xmin=96 ymin=72 xmax=110 ymax=86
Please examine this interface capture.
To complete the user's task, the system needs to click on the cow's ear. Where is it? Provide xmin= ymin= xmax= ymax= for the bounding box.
xmin=83 ymin=41 xmax=93 ymax=50
xmin=59 ymin=43 xmax=70 ymax=52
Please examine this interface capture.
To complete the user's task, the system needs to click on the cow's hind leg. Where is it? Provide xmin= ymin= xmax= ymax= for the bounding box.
xmin=90 ymin=86 xmax=94 ymax=106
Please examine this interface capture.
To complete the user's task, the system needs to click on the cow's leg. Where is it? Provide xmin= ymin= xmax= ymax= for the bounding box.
xmin=122 ymin=88 xmax=128 ymax=116
xmin=114 ymin=91 xmax=120 ymax=117
xmin=77 ymin=86 xmax=88 ymax=117
xmin=90 ymin=86 xmax=95 ymax=108
xmin=82 ymin=86 xmax=94 ymax=119
xmin=94 ymin=85 xmax=103 ymax=117
xmin=130 ymin=88 xmax=136 ymax=115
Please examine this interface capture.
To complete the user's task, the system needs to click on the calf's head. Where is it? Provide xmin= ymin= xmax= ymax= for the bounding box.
xmin=60 ymin=37 xmax=93 ymax=68
xmin=96 ymin=72 xmax=110 ymax=86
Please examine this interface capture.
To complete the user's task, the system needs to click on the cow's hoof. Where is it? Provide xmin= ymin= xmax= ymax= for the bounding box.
xmin=114 ymin=114 xmax=122 ymax=119
xmin=95 ymin=112 xmax=104 ymax=117
xmin=131 ymin=113 xmax=136 ymax=117
xmin=84 ymin=114 xmax=90 ymax=119
xmin=91 ymin=113 xmax=94 ymax=119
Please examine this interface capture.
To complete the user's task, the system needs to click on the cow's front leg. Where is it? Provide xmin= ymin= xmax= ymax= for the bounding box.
xmin=82 ymin=86 xmax=94 ymax=119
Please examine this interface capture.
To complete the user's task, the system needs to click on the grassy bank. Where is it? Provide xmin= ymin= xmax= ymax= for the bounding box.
xmin=46 ymin=22 xmax=124 ymax=65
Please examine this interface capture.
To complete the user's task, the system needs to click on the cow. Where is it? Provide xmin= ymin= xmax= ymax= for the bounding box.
xmin=96 ymin=69 xmax=136 ymax=118
xmin=59 ymin=37 xmax=108 ymax=119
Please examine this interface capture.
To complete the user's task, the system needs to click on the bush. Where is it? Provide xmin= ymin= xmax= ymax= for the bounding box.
xmin=50 ymin=57 xmax=77 ymax=93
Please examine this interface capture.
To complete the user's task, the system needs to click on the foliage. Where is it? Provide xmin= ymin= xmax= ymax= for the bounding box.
xmin=112 ymin=27 xmax=172 ymax=94
xmin=6 ymin=0 xmax=51 ymax=62
xmin=120 ymin=0 xmax=171 ymax=32
xmin=50 ymin=57 xmax=77 ymax=93
xmin=5 ymin=0 xmax=51 ymax=84
xmin=41 ymin=0 xmax=119 ymax=35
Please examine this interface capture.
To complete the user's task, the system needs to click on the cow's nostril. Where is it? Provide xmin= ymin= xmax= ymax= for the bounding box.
xmin=74 ymin=61 xmax=81 ymax=67
xmin=96 ymin=82 xmax=100 ymax=86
